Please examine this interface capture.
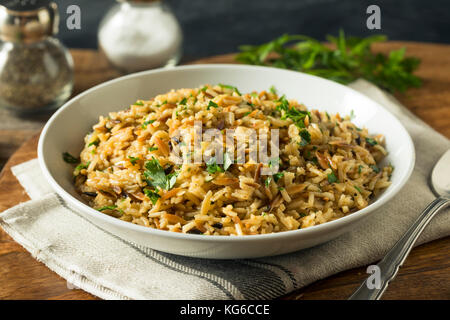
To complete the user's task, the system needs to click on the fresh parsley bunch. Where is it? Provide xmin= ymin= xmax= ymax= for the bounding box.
xmin=236 ymin=30 xmax=421 ymax=93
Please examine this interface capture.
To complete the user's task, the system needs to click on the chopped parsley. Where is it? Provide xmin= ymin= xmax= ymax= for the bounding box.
xmin=97 ymin=205 xmax=123 ymax=213
xmin=142 ymin=119 xmax=155 ymax=129
xmin=156 ymin=100 xmax=168 ymax=107
xmin=265 ymin=177 xmax=272 ymax=187
xmin=358 ymin=165 xmax=363 ymax=174
xmin=75 ymin=162 xmax=90 ymax=171
xmin=354 ymin=185 xmax=362 ymax=193
xmin=370 ymin=164 xmax=380 ymax=173
xmin=167 ymin=172 xmax=178 ymax=190
xmin=223 ymin=153 xmax=233 ymax=171
xmin=311 ymin=157 xmax=319 ymax=166
xmin=205 ymin=154 xmax=233 ymax=174
xmin=128 ymin=156 xmax=139 ymax=165
xmin=206 ymin=157 xmax=224 ymax=174
xmin=327 ymin=171 xmax=338 ymax=184
xmin=243 ymin=111 xmax=251 ymax=117
xmin=269 ymin=85 xmax=277 ymax=95
xmin=276 ymin=95 xmax=310 ymax=128
xmin=62 ymin=152 xmax=79 ymax=164
xmin=148 ymin=147 xmax=158 ymax=152
xmin=134 ymin=101 xmax=144 ymax=106
xmin=179 ymin=97 xmax=187 ymax=105
xmin=365 ymin=137 xmax=378 ymax=146
xmin=143 ymin=189 xmax=161 ymax=205
xmin=273 ymin=172 xmax=284 ymax=182
xmin=143 ymin=157 xmax=177 ymax=190
xmin=268 ymin=157 xmax=280 ymax=168
xmin=350 ymin=110 xmax=355 ymax=119
xmin=88 ymin=139 xmax=99 ymax=147
xmin=207 ymin=100 xmax=219 ymax=110
xmin=218 ymin=83 xmax=241 ymax=95
xmin=299 ymin=129 xmax=311 ymax=147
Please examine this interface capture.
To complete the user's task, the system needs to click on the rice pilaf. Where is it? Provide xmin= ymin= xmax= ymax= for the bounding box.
xmin=71 ymin=84 xmax=392 ymax=235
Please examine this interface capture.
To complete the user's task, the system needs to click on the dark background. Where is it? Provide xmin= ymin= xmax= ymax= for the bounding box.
xmin=37 ymin=0 xmax=450 ymax=58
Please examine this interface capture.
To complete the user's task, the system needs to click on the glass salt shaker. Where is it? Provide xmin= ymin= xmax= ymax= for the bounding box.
xmin=98 ymin=0 xmax=183 ymax=73
xmin=0 ymin=0 xmax=74 ymax=114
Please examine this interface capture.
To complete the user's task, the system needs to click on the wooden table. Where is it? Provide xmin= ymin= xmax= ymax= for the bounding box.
xmin=0 ymin=42 xmax=449 ymax=300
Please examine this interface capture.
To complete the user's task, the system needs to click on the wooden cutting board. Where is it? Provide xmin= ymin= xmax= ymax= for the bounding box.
xmin=1 ymin=42 xmax=450 ymax=300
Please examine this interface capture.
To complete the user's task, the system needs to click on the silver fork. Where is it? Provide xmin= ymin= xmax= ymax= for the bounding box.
xmin=349 ymin=149 xmax=450 ymax=300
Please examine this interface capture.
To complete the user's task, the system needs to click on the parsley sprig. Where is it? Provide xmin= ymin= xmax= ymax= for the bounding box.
xmin=236 ymin=31 xmax=421 ymax=93
xmin=276 ymin=96 xmax=310 ymax=128
xmin=299 ymin=129 xmax=311 ymax=146
xmin=143 ymin=157 xmax=178 ymax=191
xmin=206 ymin=153 xmax=233 ymax=174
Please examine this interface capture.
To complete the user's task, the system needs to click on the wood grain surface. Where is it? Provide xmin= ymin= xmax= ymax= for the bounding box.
xmin=0 ymin=42 xmax=449 ymax=300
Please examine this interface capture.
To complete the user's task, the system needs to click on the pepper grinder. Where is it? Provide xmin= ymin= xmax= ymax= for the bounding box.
xmin=0 ymin=0 xmax=74 ymax=114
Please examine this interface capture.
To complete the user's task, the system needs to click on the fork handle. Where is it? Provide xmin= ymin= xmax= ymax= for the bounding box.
xmin=348 ymin=197 xmax=450 ymax=300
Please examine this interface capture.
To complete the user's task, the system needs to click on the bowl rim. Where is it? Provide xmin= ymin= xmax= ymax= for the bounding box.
xmin=38 ymin=63 xmax=416 ymax=243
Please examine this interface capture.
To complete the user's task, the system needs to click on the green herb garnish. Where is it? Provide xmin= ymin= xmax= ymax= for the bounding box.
xmin=223 ymin=153 xmax=233 ymax=171
xmin=148 ymin=147 xmax=158 ymax=152
xmin=75 ymin=162 xmax=90 ymax=171
xmin=62 ymin=152 xmax=79 ymax=164
xmin=156 ymin=100 xmax=168 ymax=107
xmin=268 ymin=157 xmax=280 ymax=168
xmin=143 ymin=157 xmax=177 ymax=190
xmin=88 ymin=139 xmax=99 ymax=147
xmin=299 ymin=129 xmax=311 ymax=147
xmin=236 ymin=31 xmax=421 ymax=93
xmin=310 ymin=157 xmax=319 ymax=166
xmin=142 ymin=119 xmax=155 ymax=129
xmin=327 ymin=171 xmax=338 ymax=184
xmin=206 ymin=157 xmax=224 ymax=174
xmin=273 ymin=172 xmax=284 ymax=182
xmin=167 ymin=172 xmax=178 ymax=190
xmin=128 ymin=156 xmax=139 ymax=165
xmin=207 ymin=100 xmax=219 ymax=110
xmin=354 ymin=185 xmax=362 ymax=193
xmin=358 ymin=165 xmax=363 ymax=174
xmin=269 ymin=85 xmax=277 ymax=95
xmin=134 ymin=101 xmax=144 ymax=106
xmin=350 ymin=110 xmax=355 ymax=120
xmin=276 ymin=95 xmax=309 ymax=128
xmin=179 ymin=97 xmax=187 ymax=105
xmin=370 ymin=164 xmax=380 ymax=173
xmin=218 ymin=83 xmax=241 ymax=95
xmin=97 ymin=205 xmax=123 ymax=213
xmin=144 ymin=189 xmax=161 ymax=205
xmin=365 ymin=137 xmax=378 ymax=146
xmin=265 ymin=177 xmax=272 ymax=187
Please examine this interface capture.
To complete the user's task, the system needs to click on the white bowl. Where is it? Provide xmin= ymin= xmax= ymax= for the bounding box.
xmin=38 ymin=64 xmax=415 ymax=259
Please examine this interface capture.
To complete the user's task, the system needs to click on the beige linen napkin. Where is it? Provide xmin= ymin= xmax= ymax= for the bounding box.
xmin=1 ymin=80 xmax=449 ymax=300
